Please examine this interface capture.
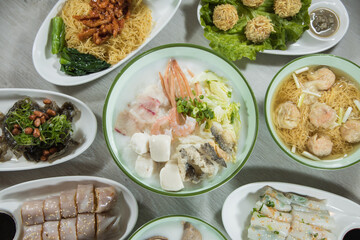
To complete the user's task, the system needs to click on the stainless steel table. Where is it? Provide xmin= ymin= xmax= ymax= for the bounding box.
xmin=0 ymin=0 xmax=359 ymax=238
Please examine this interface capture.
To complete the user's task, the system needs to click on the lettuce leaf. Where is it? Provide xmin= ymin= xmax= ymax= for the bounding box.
xmin=200 ymin=0 xmax=311 ymax=60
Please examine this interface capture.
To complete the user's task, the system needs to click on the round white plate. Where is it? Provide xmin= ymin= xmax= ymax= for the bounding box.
xmin=0 ymin=176 xmax=138 ymax=240
xmin=197 ymin=0 xmax=349 ymax=56
xmin=0 ymin=88 xmax=97 ymax=171
xmin=32 ymin=0 xmax=182 ymax=86
xmin=222 ymin=182 xmax=360 ymax=240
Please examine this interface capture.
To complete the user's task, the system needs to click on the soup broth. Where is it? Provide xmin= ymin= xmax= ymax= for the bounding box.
xmin=271 ymin=66 xmax=360 ymax=160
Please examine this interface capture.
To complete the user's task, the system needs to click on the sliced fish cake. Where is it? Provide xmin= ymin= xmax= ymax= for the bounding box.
xmin=21 ymin=200 xmax=45 ymax=226
xmin=59 ymin=218 xmax=77 ymax=240
xmin=77 ymin=213 xmax=95 ymax=240
xmin=44 ymin=197 xmax=61 ymax=221
xmin=23 ymin=224 xmax=43 ymax=240
xmin=60 ymin=190 xmax=77 ymax=218
xmin=43 ymin=221 xmax=60 ymax=240
xmin=76 ymin=185 xmax=95 ymax=214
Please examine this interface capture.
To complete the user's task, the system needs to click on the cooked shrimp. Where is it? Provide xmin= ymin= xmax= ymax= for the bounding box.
xmin=275 ymin=101 xmax=300 ymax=129
xmin=306 ymin=67 xmax=336 ymax=91
xmin=340 ymin=119 xmax=360 ymax=143
xmin=309 ymin=102 xmax=337 ymax=128
xmin=169 ymin=108 xmax=196 ymax=137
xmin=150 ymin=115 xmax=170 ymax=135
xmin=306 ymin=134 xmax=333 ymax=157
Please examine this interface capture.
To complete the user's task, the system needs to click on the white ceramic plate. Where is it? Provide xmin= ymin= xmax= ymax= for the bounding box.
xmin=0 ymin=88 xmax=97 ymax=171
xmin=0 ymin=176 xmax=138 ymax=240
xmin=32 ymin=0 xmax=182 ymax=86
xmin=128 ymin=215 xmax=226 ymax=240
xmin=197 ymin=0 xmax=349 ymax=56
xmin=103 ymin=43 xmax=258 ymax=196
xmin=222 ymin=182 xmax=360 ymax=240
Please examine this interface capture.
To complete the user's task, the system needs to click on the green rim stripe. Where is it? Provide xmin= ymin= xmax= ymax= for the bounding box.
xmin=264 ymin=53 xmax=360 ymax=170
xmin=102 ymin=43 xmax=259 ymax=196
xmin=128 ymin=215 xmax=228 ymax=239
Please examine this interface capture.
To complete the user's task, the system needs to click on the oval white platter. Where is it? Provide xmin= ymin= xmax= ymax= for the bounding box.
xmin=0 ymin=176 xmax=138 ymax=240
xmin=0 ymin=88 xmax=97 ymax=171
xmin=197 ymin=0 xmax=349 ymax=56
xmin=32 ymin=0 xmax=182 ymax=86
xmin=222 ymin=182 xmax=360 ymax=240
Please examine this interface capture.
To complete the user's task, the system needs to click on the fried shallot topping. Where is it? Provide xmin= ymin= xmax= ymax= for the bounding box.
xmin=74 ymin=0 xmax=131 ymax=45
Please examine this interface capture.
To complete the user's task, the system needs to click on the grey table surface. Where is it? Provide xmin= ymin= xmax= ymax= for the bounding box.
xmin=0 ymin=0 xmax=359 ymax=239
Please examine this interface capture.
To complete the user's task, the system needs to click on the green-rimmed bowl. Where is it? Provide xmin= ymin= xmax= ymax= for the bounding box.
xmin=103 ymin=43 xmax=258 ymax=196
xmin=128 ymin=215 xmax=227 ymax=239
xmin=265 ymin=54 xmax=360 ymax=169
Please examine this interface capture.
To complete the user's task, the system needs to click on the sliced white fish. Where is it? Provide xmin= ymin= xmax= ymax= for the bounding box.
xmin=261 ymin=195 xmax=292 ymax=212
xmin=114 ymin=110 xmax=143 ymax=136
xmin=292 ymin=210 xmax=335 ymax=231
xmin=248 ymin=226 xmax=285 ymax=240
xmin=149 ymin=135 xmax=171 ymax=162
xmin=77 ymin=213 xmax=95 ymax=240
xmin=21 ymin=200 xmax=45 ymax=226
xmin=60 ymin=190 xmax=77 ymax=218
xmin=59 ymin=218 xmax=77 ymax=240
xmin=76 ymin=184 xmax=95 ymax=214
xmin=135 ymin=154 xmax=156 ymax=178
xmin=263 ymin=186 xmax=292 ymax=205
xmin=96 ymin=213 xmax=121 ymax=240
xmin=289 ymin=220 xmax=336 ymax=240
xmin=23 ymin=224 xmax=43 ymax=240
xmin=43 ymin=221 xmax=60 ymax=240
xmin=160 ymin=161 xmax=184 ymax=191
xmin=254 ymin=201 xmax=292 ymax=223
xmin=286 ymin=193 xmax=327 ymax=211
xmin=95 ymin=186 xmax=117 ymax=213
xmin=44 ymin=197 xmax=61 ymax=221
xmin=250 ymin=212 xmax=290 ymax=238
xmin=130 ymin=132 xmax=150 ymax=155
xmin=141 ymin=84 xmax=169 ymax=106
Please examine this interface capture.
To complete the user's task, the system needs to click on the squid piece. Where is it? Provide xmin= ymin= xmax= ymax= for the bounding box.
xmin=59 ymin=218 xmax=77 ymax=240
xmin=60 ymin=190 xmax=77 ymax=218
xmin=76 ymin=184 xmax=95 ymax=214
xmin=95 ymin=186 xmax=117 ymax=213
xmin=43 ymin=221 xmax=60 ymax=240
xmin=77 ymin=213 xmax=95 ymax=240
xmin=23 ymin=224 xmax=43 ymax=240
xmin=254 ymin=201 xmax=292 ymax=223
xmin=250 ymin=212 xmax=290 ymax=238
xmin=21 ymin=200 xmax=45 ymax=226
xmin=96 ymin=213 xmax=121 ymax=240
xmin=44 ymin=197 xmax=61 ymax=221
xmin=248 ymin=226 xmax=285 ymax=240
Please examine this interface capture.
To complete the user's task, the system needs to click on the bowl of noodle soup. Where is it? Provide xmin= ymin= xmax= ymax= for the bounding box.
xmin=32 ymin=0 xmax=182 ymax=86
xmin=265 ymin=54 xmax=360 ymax=169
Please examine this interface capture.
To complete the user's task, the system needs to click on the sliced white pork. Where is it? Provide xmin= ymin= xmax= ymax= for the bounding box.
xmin=289 ymin=220 xmax=336 ymax=240
xmin=77 ymin=213 xmax=95 ymax=240
xmin=21 ymin=200 xmax=45 ymax=226
xmin=76 ymin=184 xmax=95 ymax=214
xmin=130 ymin=132 xmax=150 ymax=155
xmin=96 ymin=213 xmax=121 ymax=240
xmin=95 ymin=186 xmax=117 ymax=213
xmin=42 ymin=221 xmax=60 ymax=240
xmin=135 ymin=154 xmax=156 ymax=178
xmin=160 ymin=161 xmax=184 ymax=191
xmin=149 ymin=134 xmax=171 ymax=162
xmin=248 ymin=226 xmax=285 ymax=240
xmin=23 ymin=224 xmax=43 ymax=240
xmin=254 ymin=201 xmax=292 ymax=223
xmin=44 ymin=197 xmax=61 ymax=221
xmin=250 ymin=212 xmax=290 ymax=238
xmin=59 ymin=218 xmax=77 ymax=240
xmin=60 ymin=190 xmax=77 ymax=218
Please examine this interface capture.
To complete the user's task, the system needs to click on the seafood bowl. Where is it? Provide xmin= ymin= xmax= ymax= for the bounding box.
xmin=265 ymin=54 xmax=360 ymax=169
xmin=103 ymin=43 xmax=258 ymax=196
xmin=128 ymin=215 xmax=227 ymax=240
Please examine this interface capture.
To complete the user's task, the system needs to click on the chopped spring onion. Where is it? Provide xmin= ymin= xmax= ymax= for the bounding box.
xmin=354 ymin=100 xmax=360 ymax=112
xmin=291 ymin=145 xmax=296 ymax=153
xmin=302 ymin=89 xmax=321 ymax=97
xmin=329 ymin=122 xmax=340 ymax=129
xmin=342 ymin=107 xmax=352 ymax=123
xmin=302 ymin=151 xmax=321 ymax=161
xmin=295 ymin=67 xmax=309 ymax=74
xmin=297 ymin=93 xmax=305 ymax=108
xmin=292 ymin=73 xmax=300 ymax=88
xmin=337 ymin=107 xmax=344 ymax=124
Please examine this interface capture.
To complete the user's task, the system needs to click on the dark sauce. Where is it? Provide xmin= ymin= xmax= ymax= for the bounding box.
xmin=343 ymin=228 xmax=360 ymax=240
xmin=0 ymin=212 xmax=16 ymax=240
xmin=310 ymin=8 xmax=339 ymax=37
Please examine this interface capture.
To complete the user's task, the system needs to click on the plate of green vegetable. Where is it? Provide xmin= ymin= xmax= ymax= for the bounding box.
xmin=198 ymin=0 xmax=349 ymax=61
xmin=0 ymin=88 xmax=97 ymax=171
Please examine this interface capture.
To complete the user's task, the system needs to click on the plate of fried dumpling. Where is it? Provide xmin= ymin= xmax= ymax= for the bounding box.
xmin=0 ymin=176 xmax=138 ymax=240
